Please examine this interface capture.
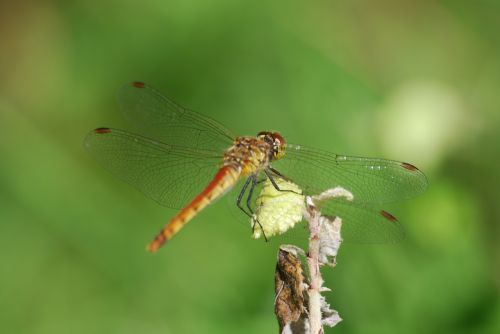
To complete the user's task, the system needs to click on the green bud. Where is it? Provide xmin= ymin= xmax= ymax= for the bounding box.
xmin=252 ymin=178 xmax=305 ymax=239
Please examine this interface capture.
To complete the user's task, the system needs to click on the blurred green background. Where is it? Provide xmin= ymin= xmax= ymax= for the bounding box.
xmin=1 ymin=1 xmax=499 ymax=333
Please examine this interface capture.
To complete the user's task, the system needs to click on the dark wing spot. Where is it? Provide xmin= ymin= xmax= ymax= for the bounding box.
xmin=132 ymin=81 xmax=145 ymax=88
xmin=94 ymin=127 xmax=111 ymax=134
xmin=401 ymin=162 xmax=419 ymax=171
xmin=380 ymin=210 xmax=398 ymax=222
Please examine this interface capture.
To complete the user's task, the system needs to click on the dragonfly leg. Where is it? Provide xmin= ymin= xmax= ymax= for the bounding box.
xmin=236 ymin=177 xmax=253 ymax=218
xmin=246 ymin=175 xmax=268 ymax=241
xmin=245 ymin=176 xmax=257 ymax=214
xmin=252 ymin=218 xmax=268 ymax=242
xmin=256 ymin=177 xmax=267 ymax=184
xmin=265 ymin=169 xmax=302 ymax=195
xmin=268 ymin=166 xmax=288 ymax=179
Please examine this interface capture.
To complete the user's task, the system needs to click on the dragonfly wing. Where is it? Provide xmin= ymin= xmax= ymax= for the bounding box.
xmin=320 ymin=199 xmax=405 ymax=243
xmin=118 ymin=82 xmax=235 ymax=152
xmin=84 ymin=128 xmax=223 ymax=209
xmin=273 ymin=144 xmax=428 ymax=204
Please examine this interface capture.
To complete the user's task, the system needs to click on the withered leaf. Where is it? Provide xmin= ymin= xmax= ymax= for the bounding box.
xmin=275 ymin=245 xmax=309 ymax=333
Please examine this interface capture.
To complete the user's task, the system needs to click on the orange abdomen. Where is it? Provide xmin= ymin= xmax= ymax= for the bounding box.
xmin=147 ymin=166 xmax=240 ymax=252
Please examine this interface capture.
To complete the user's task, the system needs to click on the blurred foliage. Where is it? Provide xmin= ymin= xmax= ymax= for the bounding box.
xmin=1 ymin=0 xmax=499 ymax=333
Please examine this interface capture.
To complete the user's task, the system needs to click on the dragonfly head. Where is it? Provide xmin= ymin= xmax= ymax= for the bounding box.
xmin=257 ymin=131 xmax=286 ymax=161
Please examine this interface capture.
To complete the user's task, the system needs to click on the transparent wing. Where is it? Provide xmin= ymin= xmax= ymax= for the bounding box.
xmin=273 ymin=144 xmax=428 ymax=204
xmin=84 ymin=128 xmax=223 ymax=209
xmin=320 ymin=200 xmax=404 ymax=243
xmin=118 ymin=82 xmax=235 ymax=152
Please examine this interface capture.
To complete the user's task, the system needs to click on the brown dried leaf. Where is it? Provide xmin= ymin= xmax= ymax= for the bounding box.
xmin=275 ymin=245 xmax=309 ymax=333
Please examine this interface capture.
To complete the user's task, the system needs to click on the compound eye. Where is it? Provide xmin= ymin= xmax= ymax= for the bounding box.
xmin=272 ymin=132 xmax=285 ymax=146
xmin=271 ymin=134 xmax=286 ymax=160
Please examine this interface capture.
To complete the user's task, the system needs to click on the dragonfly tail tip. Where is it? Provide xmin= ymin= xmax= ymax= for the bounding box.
xmin=146 ymin=242 xmax=159 ymax=253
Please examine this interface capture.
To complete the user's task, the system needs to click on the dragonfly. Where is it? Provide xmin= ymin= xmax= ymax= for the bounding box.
xmin=84 ymin=82 xmax=428 ymax=252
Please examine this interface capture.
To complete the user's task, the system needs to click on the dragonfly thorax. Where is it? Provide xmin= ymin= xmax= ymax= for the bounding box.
xmin=224 ymin=136 xmax=275 ymax=176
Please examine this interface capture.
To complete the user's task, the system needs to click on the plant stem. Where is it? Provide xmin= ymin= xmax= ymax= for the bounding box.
xmin=305 ymin=197 xmax=324 ymax=334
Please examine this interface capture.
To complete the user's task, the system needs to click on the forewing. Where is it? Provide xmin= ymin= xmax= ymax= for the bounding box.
xmin=118 ymin=82 xmax=235 ymax=152
xmin=84 ymin=128 xmax=222 ymax=209
xmin=273 ymin=144 xmax=428 ymax=204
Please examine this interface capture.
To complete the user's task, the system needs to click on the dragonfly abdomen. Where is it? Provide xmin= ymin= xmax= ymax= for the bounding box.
xmin=147 ymin=165 xmax=240 ymax=252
